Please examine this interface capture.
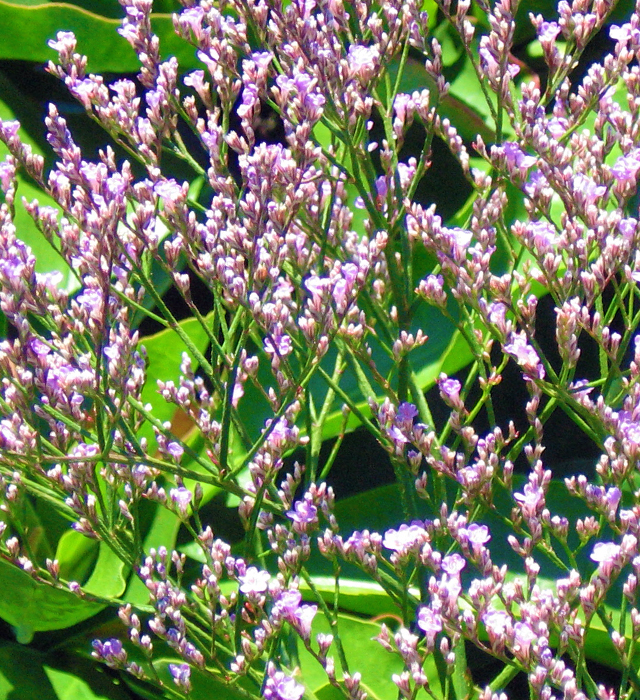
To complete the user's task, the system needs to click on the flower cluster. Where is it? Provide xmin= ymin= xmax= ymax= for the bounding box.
xmin=1 ymin=0 xmax=640 ymax=698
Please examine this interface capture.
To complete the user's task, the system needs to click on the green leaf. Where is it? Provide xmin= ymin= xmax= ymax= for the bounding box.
xmin=0 ymin=1 xmax=202 ymax=73
xmin=55 ymin=528 xmax=99 ymax=583
xmin=0 ymin=644 xmax=64 ymax=700
xmin=0 ymin=557 xmax=102 ymax=643
xmin=0 ymin=539 xmax=125 ymax=643
xmin=0 ymin=642 xmax=132 ymax=700
xmin=298 ymin=612 xmax=403 ymax=699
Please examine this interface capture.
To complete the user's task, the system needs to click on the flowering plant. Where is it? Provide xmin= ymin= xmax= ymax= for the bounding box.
xmin=0 ymin=0 xmax=639 ymax=698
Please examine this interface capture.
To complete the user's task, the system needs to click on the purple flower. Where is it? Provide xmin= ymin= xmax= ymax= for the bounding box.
xmin=238 ymin=566 xmax=271 ymax=595
xmin=590 ymin=542 xmax=620 ymax=564
xmin=347 ymin=44 xmax=380 ymax=83
xmin=513 ymin=621 xmax=537 ymax=658
xmin=503 ymin=142 xmax=536 ymax=170
xmin=459 ymin=523 xmax=490 ymax=547
xmin=169 ymin=486 xmax=191 ymax=516
xmin=292 ymin=604 xmax=317 ymax=640
xmin=275 ymin=589 xmax=302 ymax=616
xmin=286 ymin=500 xmax=318 ymax=531
xmin=546 ymin=117 xmax=568 ymax=139
xmin=572 ymin=173 xmax=606 ymax=206
xmin=264 ymin=333 xmax=292 ymax=357
xmin=504 ymin=331 xmax=545 ymax=379
xmin=417 ymin=607 xmax=442 ymax=639
xmin=482 ymin=609 xmax=511 ymax=636
xmin=264 ymin=664 xmax=305 ymax=700
xmin=527 ymin=221 xmax=559 ymax=253
xmin=168 ymin=663 xmax=191 ymax=692
xmin=538 ymin=21 xmax=561 ymax=42
xmin=382 ymin=523 xmax=427 ymax=553
xmin=514 ymin=483 xmax=545 ymax=516
xmin=438 ymin=375 xmax=461 ymax=406
xmin=611 ymin=150 xmax=640 ymax=184
xmin=441 ymin=553 xmax=466 ymax=575
xmin=167 ymin=442 xmax=184 ymax=460
xmin=524 ymin=169 xmax=550 ymax=197
xmin=397 ymin=402 xmax=418 ymax=423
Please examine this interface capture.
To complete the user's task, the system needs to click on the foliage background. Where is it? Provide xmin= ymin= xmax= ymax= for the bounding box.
xmin=0 ymin=0 xmax=636 ymax=698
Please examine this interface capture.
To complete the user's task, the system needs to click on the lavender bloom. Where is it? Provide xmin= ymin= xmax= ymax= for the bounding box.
xmin=347 ymin=44 xmax=380 ymax=83
xmin=611 ymin=150 xmax=640 ymax=184
xmin=416 ymin=607 xmax=442 ymax=647
xmin=169 ymin=663 xmax=192 ymax=692
xmin=504 ymin=332 xmax=545 ymax=380
xmin=286 ymin=499 xmax=318 ymax=532
xmin=263 ymin=663 xmax=305 ymax=700
xmin=382 ymin=523 xmax=427 ymax=553
xmin=238 ymin=567 xmax=271 ymax=595
xmin=170 ymin=486 xmax=191 ymax=517
xmin=590 ymin=542 xmax=621 ymax=565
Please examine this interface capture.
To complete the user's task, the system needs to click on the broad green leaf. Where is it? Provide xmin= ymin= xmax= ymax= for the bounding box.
xmin=0 ymin=539 xmax=125 ymax=643
xmin=0 ymin=1 xmax=202 ymax=73
xmin=81 ymin=538 xmax=128 ymax=598
xmin=45 ymin=661 xmax=133 ymax=700
xmin=55 ymin=528 xmax=99 ymax=583
xmin=0 ymin=644 xmax=65 ymax=700
xmin=0 ymin=556 xmax=103 ymax=642
xmin=0 ymin=642 xmax=131 ymax=700
xmin=298 ymin=612 xmax=403 ymax=699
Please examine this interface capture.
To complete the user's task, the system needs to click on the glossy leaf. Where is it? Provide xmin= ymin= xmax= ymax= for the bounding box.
xmin=0 ymin=1 xmax=201 ymax=73
xmin=0 ymin=540 xmax=125 ymax=642
xmin=298 ymin=612 xmax=403 ymax=699
xmin=55 ymin=528 xmax=99 ymax=584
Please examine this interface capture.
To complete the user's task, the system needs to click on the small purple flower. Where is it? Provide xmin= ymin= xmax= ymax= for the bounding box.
xmin=503 ymin=142 xmax=536 ymax=171
xmin=441 ymin=553 xmax=466 ymax=575
xmin=524 ymin=169 xmax=550 ymax=198
xmin=264 ymin=333 xmax=292 ymax=357
xmin=438 ymin=375 xmax=461 ymax=406
xmin=92 ymin=638 xmax=127 ymax=667
xmin=513 ymin=621 xmax=537 ymax=658
xmin=397 ymin=402 xmax=418 ymax=423
xmin=514 ymin=483 xmax=545 ymax=516
xmin=417 ymin=607 xmax=442 ymax=640
xmin=572 ymin=173 xmax=606 ymax=206
xmin=590 ymin=542 xmax=620 ymax=565
xmin=527 ymin=221 xmax=559 ymax=253
xmin=482 ymin=609 xmax=511 ymax=636
xmin=459 ymin=523 xmax=491 ymax=548
xmin=347 ymin=44 xmax=380 ymax=83
xmin=264 ymin=664 xmax=305 ymax=700
xmin=292 ymin=604 xmax=317 ymax=640
xmin=504 ymin=331 xmax=545 ymax=380
xmin=538 ymin=21 xmax=561 ymax=42
xmin=168 ymin=663 xmax=191 ymax=692
xmin=167 ymin=442 xmax=184 ymax=460
xmin=275 ymin=589 xmax=302 ymax=616
xmin=286 ymin=500 xmax=318 ymax=531
xmin=169 ymin=486 xmax=191 ymax=517
xmin=382 ymin=523 xmax=427 ymax=553
xmin=611 ymin=150 xmax=640 ymax=184
xmin=239 ymin=566 xmax=271 ymax=595
xmin=546 ymin=117 xmax=568 ymax=139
